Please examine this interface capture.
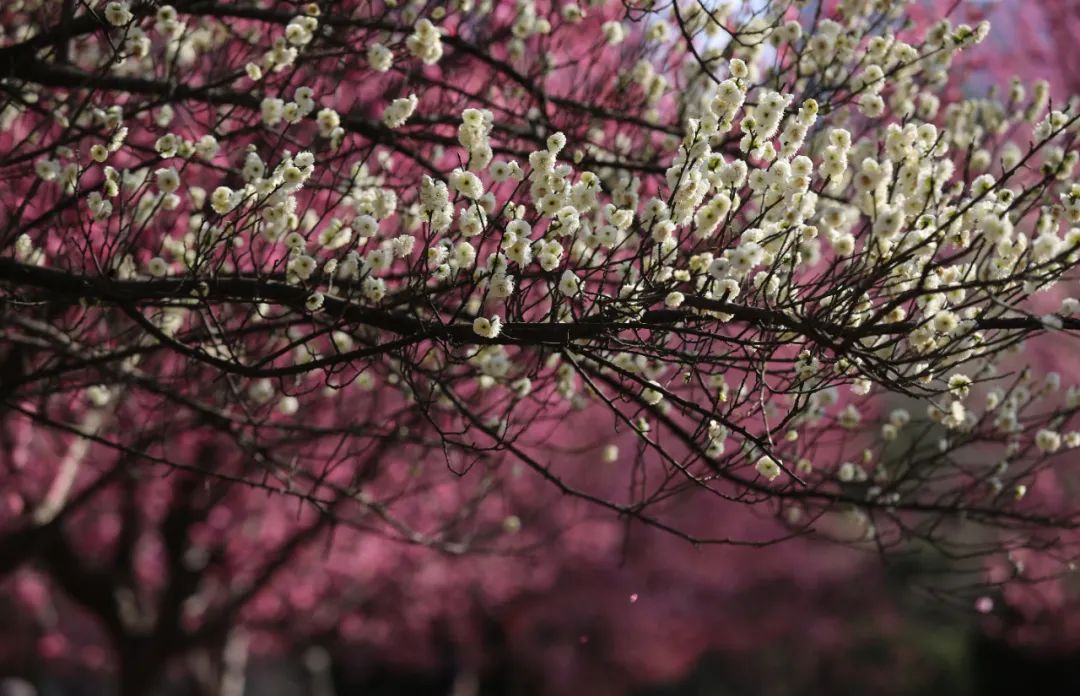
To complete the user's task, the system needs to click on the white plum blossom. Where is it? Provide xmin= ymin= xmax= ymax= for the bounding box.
xmin=104 ymin=1 xmax=133 ymax=26
xmin=473 ymin=315 xmax=503 ymax=339
xmin=406 ymin=19 xmax=443 ymax=65
xmin=642 ymin=381 xmax=664 ymax=406
xmin=755 ymin=455 xmax=782 ymax=482
xmin=368 ymin=43 xmax=394 ymax=71
xmin=383 ymin=94 xmax=418 ymax=129
xmin=147 ymin=257 xmax=169 ymax=277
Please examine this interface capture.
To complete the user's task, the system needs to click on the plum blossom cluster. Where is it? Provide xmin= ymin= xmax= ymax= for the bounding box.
xmin=4 ymin=0 xmax=1080 ymax=650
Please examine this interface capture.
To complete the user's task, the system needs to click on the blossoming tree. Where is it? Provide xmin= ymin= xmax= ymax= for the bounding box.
xmin=3 ymin=0 xmax=1080 ymax=691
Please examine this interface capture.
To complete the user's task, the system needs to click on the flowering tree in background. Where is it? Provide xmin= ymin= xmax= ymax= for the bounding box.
xmin=920 ymin=0 xmax=1080 ymax=656
xmin=3 ymin=0 xmax=1080 ymax=692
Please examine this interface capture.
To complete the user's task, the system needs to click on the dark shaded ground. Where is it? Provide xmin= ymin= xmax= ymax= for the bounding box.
xmin=7 ymin=631 xmax=1080 ymax=696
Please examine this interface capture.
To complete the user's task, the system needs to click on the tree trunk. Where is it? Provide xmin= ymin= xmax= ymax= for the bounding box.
xmin=118 ymin=640 xmax=163 ymax=696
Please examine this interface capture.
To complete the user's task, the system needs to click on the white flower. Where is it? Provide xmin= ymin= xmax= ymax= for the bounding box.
xmin=285 ymin=232 xmax=307 ymax=252
xmin=490 ymin=273 xmax=514 ymax=299
xmin=642 ymin=380 xmax=664 ymax=406
xmin=195 ymin=134 xmax=219 ymax=161
xmin=509 ymin=377 xmax=532 ymax=398
xmin=367 ymin=43 xmax=394 ymax=71
xmin=529 ymin=150 xmax=555 ymax=173
xmin=558 ymin=269 xmax=580 ymax=296
xmin=502 ymin=515 xmax=522 ymax=533
xmin=1036 ymin=429 xmax=1062 ymax=454
xmin=406 ymin=18 xmax=443 ymax=65
xmin=248 ymin=379 xmax=274 ymax=404
xmin=850 ymin=378 xmax=872 ymax=396
xmin=506 ymin=219 xmax=531 ymax=240
xmin=858 ymin=93 xmax=885 ymax=118
xmin=87 ymin=385 xmax=112 ymax=407
xmin=383 ymin=94 xmax=418 ymax=129
xmin=281 ymin=165 xmax=306 ymax=189
xmin=294 ymin=151 xmax=315 ymax=169
xmin=288 ymin=254 xmax=317 ymax=280
xmin=728 ymin=58 xmax=748 ymax=80
xmin=1041 ymin=314 xmax=1064 ymax=330
xmin=355 ymin=214 xmax=379 ymax=238
xmin=210 ymin=186 xmax=237 ymax=214
xmin=282 ymin=102 xmax=303 ymax=124
xmin=449 ymin=168 xmax=484 ymax=199
xmin=155 ymin=133 xmax=179 ymax=157
xmin=154 ymin=167 xmax=180 ymax=194
xmin=838 ymin=404 xmax=861 ymax=429
xmin=319 ymin=222 xmax=351 ymax=250
xmin=755 ymin=455 xmax=782 ymax=482
xmin=305 ymin=292 xmax=325 ymax=312
xmin=664 ymin=291 xmax=685 ymax=308
xmin=35 ymin=158 xmax=60 ymax=181
xmin=104 ymin=1 xmax=133 ymax=26
xmin=601 ymin=21 xmax=625 ymax=45
xmin=362 ymin=277 xmax=386 ymax=302
xmin=391 ymin=234 xmax=416 ymax=258
xmin=831 ymin=233 xmax=855 ymax=256
xmin=490 ymin=160 xmax=514 ymax=182
xmin=147 ymin=257 xmax=169 ymax=277
xmin=285 ymin=19 xmax=313 ymax=46
xmin=87 ymin=192 xmax=112 ymax=219
xmin=561 ymin=3 xmax=585 ymax=22
xmin=453 ymin=240 xmax=477 ymax=268
xmin=241 ymin=152 xmax=265 ymax=181
xmin=948 ymin=374 xmax=972 ymax=399
xmin=547 ymin=131 xmax=567 ymax=154
xmin=473 ymin=315 xmax=503 ymax=339
xmin=261 ymin=97 xmax=285 ymax=126
xmin=316 ymin=108 xmax=340 ymax=137
xmin=366 ymin=245 xmax=393 ymax=273
xmin=932 ymin=311 xmax=959 ymax=335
